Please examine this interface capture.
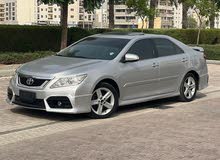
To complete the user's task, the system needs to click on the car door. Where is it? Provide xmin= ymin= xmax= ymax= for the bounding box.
xmin=152 ymin=38 xmax=189 ymax=94
xmin=118 ymin=39 xmax=160 ymax=101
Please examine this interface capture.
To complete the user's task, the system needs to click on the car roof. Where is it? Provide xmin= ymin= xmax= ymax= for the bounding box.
xmin=91 ymin=32 xmax=170 ymax=40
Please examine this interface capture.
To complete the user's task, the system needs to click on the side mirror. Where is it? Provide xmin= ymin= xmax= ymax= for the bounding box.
xmin=123 ymin=53 xmax=139 ymax=62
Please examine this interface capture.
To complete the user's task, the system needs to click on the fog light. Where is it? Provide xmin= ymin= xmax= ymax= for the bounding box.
xmin=47 ymin=96 xmax=72 ymax=109
xmin=57 ymin=101 xmax=62 ymax=107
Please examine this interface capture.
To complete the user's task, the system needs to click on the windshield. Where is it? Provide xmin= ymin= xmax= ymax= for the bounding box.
xmin=56 ymin=37 xmax=130 ymax=60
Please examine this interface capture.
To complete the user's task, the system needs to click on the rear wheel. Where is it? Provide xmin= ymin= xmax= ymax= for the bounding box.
xmin=89 ymin=82 xmax=118 ymax=118
xmin=179 ymin=73 xmax=197 ymax=102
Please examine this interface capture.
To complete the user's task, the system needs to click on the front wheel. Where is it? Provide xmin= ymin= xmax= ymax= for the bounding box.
xmin=89 ymin=82 xmax=119 ymax=119
xmin=179 ymin=73 xmax=198 ymax=102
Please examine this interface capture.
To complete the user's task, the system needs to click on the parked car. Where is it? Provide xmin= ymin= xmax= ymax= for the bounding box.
xmin=7 ymin=32 xmax=208 ymax=118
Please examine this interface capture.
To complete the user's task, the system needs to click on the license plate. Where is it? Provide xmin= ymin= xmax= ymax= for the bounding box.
xmin=19 ymin=90 xmax=36 ymax=103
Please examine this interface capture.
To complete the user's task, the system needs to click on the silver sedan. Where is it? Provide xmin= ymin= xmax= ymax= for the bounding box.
xmin=7 ymin=32 xmax=208 ymax=118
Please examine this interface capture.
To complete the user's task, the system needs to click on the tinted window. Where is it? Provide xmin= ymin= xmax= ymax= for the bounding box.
xmin=57 ymin=37 xmax=130 ymax=60
xmin=127 ymin=39 xmax=155 ymax=60
xmin=153 ymin=38 xmax=184 ymax=57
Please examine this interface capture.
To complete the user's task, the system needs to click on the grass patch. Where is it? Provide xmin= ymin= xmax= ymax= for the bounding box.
xmin=0 ymin=51 xmax=55 ymax=64
xmin=199 ymin=44 xmax=220 ymax=60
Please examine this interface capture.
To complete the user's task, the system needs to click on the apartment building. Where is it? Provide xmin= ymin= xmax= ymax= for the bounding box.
xmin=114 ymin=1 xmax=138 ymax=28
xmin=94 ymin=0 xmax=182 ymax=29
xmin=0 ymin=0 xmax=37 ymax=25
xmin=37 ymin=1 xmax=94 ymax=28
xmin=215 ymin=16 xmax=220 ymax=28
xmin=173 ymin=3 xmax=182 ymax=28
xmin=157 ymin=0 xmax=173 ymax=28
xmin=93 ymin=1 xmax=108 ymax=28
xmin=0 ymin=1 xmax=4 ymax=22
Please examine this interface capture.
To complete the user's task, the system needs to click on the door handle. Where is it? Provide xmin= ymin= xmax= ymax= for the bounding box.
xmin=182 ymin=58 xmax=188 ymax=62
xmin=152 ymin=63 xmax=159 ymax=67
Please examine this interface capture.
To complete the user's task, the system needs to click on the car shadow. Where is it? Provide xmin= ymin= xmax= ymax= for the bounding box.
xmin=10 ymin=92 xmax=207 ymax=121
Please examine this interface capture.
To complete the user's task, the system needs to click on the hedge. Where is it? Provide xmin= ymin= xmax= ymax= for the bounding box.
xmin=0 ymin=44 xmax=220 ymax=64
xmin=0 ymin=51 xmax=55 ymax=64
xmin=1 ymin=25 xmax=220 ymax=52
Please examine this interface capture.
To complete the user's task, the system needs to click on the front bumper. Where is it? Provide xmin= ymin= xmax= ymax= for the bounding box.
xmin=7 ymin=79 xmax=92 ymax=114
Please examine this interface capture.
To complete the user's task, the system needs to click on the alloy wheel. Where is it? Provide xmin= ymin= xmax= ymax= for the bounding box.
xmin=183 ymin=76 xmax=196 ymax=99
xmin=91 ymin=87 xmax=115 ymax=116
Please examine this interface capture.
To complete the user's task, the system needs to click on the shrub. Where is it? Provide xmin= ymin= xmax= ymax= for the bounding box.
xmin=0 ymin=51 xmax=55 ymax=64
xmin=1 ymin=25 xmax=220 ymax=52
xmin=199 ymin=44 xmax=220 ymax=60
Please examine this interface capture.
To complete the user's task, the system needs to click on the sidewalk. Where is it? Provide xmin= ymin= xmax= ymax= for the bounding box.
xmin=0 ymin=64 xmax=20 ymax=78
xmin=0 ymin=60 xmax=219 ymax=78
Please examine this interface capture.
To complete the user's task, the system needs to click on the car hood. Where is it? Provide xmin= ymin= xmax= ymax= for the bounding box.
xmin=17 ymin=56 xmax=105 ymax=78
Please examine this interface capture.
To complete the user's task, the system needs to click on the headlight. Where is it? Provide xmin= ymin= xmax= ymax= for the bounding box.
xmin=50 ymin=74 xmax=87 ymax=89
xmin=11 ymin=72 xmax=18 ymax=83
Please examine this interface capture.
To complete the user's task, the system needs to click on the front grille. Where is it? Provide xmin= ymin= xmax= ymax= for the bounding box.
xmin=14 ymin=96 xmax=45 ymax=109
xmin=18 ymin=74 xmax=49 ymax=87
xmin=47 ymin=96 xmax=72 ymax=109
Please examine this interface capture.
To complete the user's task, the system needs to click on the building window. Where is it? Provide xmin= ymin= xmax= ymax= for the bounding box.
xmin=6 ymin=3 xmax=8 ymax=6
xmin=88 ymin=15 xmax=91 ymax=20
xmin=45 ymin=15 xmax=47 ymax=18
xmin=41 ymin=8 xmax=43 ymax=11
xmin=6 ymin=17 xmax=8 ymax=20
xmin=54 ymin=15 xmax=57 ymax=18
xmin=71 ymin=8 xmax=74 ymax=11
xmin=12 ymin=2 xmax=15 ymax=6
xmin=79 ymin=15 xmax=83 ymax=20
xmin=12 ymin=12 xmax=15 ymax=16
xmin=41 ymin=15 xmax=43 ymax=18
xmin=12 ymin=17 xmax=15 ymax=20
xmin=71 ymin=15 xmax=74 ymax=18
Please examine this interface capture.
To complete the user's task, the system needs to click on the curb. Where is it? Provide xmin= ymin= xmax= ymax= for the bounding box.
xmin=207 ymin=60 xmax=220 ymax=65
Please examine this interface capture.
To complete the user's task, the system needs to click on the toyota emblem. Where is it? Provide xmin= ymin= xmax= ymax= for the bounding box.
xmin=26 ymin=78 xmax=34 ymax=86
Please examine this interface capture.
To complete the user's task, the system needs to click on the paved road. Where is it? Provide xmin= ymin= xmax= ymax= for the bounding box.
xmin=0 ymin=64 xmax=220 ymax=160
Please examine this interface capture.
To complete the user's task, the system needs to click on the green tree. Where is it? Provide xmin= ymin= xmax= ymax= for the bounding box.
xmin=39 ymin=0 xmax=101 ymax=49
xmin=187 ymin=16 xmax=197 ymax=28
xmin=126 ymin=0 xmax=154 ymax=31
xmin=192 ymin=0 xmax=219 ymax=44
xmin=209 ymin=0 xmax=220 ymax=28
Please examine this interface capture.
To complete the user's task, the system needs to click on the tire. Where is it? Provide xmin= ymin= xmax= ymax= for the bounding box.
xmin=179 ymin=73 xmax=198 ymax=102
xmin=88 ymin=82 xmax=119 ymax=119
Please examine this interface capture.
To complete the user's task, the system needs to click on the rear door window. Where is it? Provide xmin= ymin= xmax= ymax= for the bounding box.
xmin=153 ymin=38 xmax=184 ymax=57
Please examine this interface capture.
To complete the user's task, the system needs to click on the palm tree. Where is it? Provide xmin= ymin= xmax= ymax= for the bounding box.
xmin=149 ymin=0 xmax=157 ymax=28
xmin=109 ymin=0 xmax=115 ymax=28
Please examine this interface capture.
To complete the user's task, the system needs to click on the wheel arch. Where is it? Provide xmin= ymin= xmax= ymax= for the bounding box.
xmin=185 ymin=70 xmax=200 ymax=89
xmin=93 ymin=78 xmax=120 ymax=98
